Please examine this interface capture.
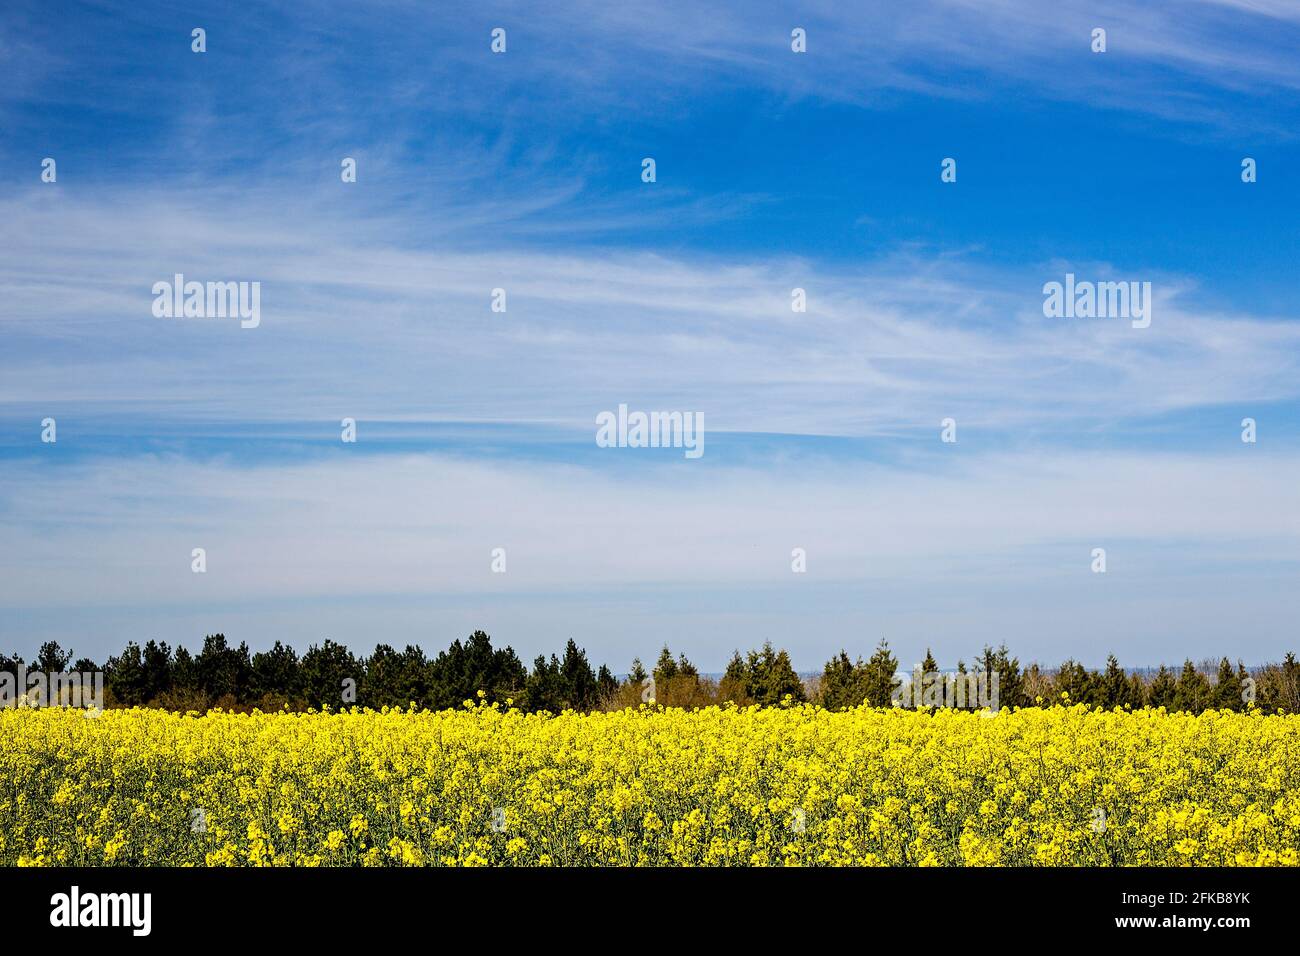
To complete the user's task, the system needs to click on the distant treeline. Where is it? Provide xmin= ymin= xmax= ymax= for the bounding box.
xmin=4 ymin=634 xmax=1299 ymax=715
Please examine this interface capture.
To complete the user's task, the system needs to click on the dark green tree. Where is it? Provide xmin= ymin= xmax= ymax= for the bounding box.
xmin=863 ymin=639 xmax=899 ymax=707
xmin=525 ymin=654 xmax=566 ymax=713
xmin=1212 ymin=657 xmax=1242 ymax=711
xmin=560 ymin=639 xmax=599 ymax=711
xmin=1100 ymin=655 xmax=1136 ymax=708
xmin=250 ymin=641 xmax=301 ymax=703
xmin=596 ymin=664 xmax=618 ymax=702
xmin=742 ymin=642 xmax=805 ymax=705
xmin=652 ymin=646 xmax=679 ymax=685
xmin=1054 ymin=659 xmax=1099 ymax=706
xmin=818 ymin=651 xmax=868 ymax=710
xmin=975 ymin=644 xmax=1024 ymax=709
xmin=299 ymin=639 xmax=360 ymax=709
xmin=1173 ymin=660 xmax=1212 ymax=714
xmin=427 ymin=631 xmax=526 ymax=709
xmin=106 ymin=642 xmax=148 ymax=706
xmin=141 ymin=640 xmax=174 ymax=703
xmin=34 ymin=641 xmax=72 ymax=673
xmin=1147 ymin=665 xmax=1177 ymax=708
xmin=195 ymin=634 xmax=252 ymax=702
xmin=361 ymin=643 xmax=426 ymax=708
xmin=171 ymin=646 xmax=203 ymax=703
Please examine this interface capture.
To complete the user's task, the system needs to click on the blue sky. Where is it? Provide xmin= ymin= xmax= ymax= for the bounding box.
xmin=2 ymin=0 xmax=1299 ymax=670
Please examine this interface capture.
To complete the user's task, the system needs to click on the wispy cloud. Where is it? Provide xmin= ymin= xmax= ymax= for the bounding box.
xmin=2 ymin=447 xmax=1297 ymax=665
xmin=2 ymin=188 xmax=1297 ymax=436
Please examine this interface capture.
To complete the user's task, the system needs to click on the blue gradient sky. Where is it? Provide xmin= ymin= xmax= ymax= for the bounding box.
xmin=2 ymin=1 xmax=1299 ymax=670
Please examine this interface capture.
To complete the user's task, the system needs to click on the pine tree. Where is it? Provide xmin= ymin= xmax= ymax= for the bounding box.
xmin=195 ymin=634 xmax=252 ymax=703
xmin=171 ymin=646 xmax=201 ymax=699
xmin=818 ymin=651 xmax=866 ymax=710
xmin=141 ymin=640 xmax=174 ymax=703
xmin=1126 ymin=671 xmax=1148 ymax=708
xmin=863 ymin=639 xmax=899 ymax=707
xmin=427 ymin=631 xmax=524 ymax=709
xmin=1100 ymin=654 xmax=1131 ymax=708
xmin=719 ymin=650 xmax=750 ymax=704
xmin=676 ymin=653 xmax=699 ymax=679
xmin=299 ymin=639 xmax=359 ymax=709
xmin=1173 ymin=660 xmax=1212 ymax=714
xmin=524 ymin=654 xmax=566 ymax=713
xmin=105 ymin=642 xmax=148 ymax=706
xmin=975 ymin=644 xmax=1023 ymax=709
xmin=1148 ymin=665 xmax=1177 ymax=708
xmin=1054 ymin=660 xmax=1097 ymax=707
xmin=596 ymin=664 xmax=618 ymax=702
xmin=250 ymin=641 xmax=300 ymax=704
xmin=921 ymin=648 xmax=939 ymax=675
xmin=652 ymin=646 xmax=679 ymax=685
xmin=560 ymin=639 xmax=598 ymax=711
xmin=1212 ymin=657 xmax=1242 ymax=711
xmin=35 ymin=641 xmax=72 ymax=673
xmin=361 ymin=644 xmax=407 ymax=708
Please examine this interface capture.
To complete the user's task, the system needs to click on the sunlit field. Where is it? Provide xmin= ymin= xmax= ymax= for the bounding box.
xmin=3 ymin=703 xmax=1298 ymax=867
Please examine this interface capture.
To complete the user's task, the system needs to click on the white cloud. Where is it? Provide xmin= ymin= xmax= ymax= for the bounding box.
xmin=3 ymin=190 xmax=1298 ymax=435
xmin=3 ymin=447 xmax=1296 ymax=602
xmin=2 ymin=446 xmax=1297 ymax=665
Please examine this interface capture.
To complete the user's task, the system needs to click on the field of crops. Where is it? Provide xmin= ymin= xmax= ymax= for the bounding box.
xmin=3 ymin=703 xmax=1298 ymax=866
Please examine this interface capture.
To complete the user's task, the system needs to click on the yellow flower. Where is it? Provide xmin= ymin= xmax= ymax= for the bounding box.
xmin=0 ymin=702 xmax=1296 ymax=867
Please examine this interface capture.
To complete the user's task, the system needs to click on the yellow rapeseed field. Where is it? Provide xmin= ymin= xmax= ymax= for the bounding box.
xmin=2 ymin=702 xmax=1298 ymax=866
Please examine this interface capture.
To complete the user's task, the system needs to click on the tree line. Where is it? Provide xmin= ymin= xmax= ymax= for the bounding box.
xmin=3 ymin=634 xmax=1298 ymax=715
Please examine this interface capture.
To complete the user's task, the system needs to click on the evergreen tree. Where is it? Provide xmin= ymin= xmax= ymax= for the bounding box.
xmin=560 ymin=639 xmax=599 ymax=711
xmin=718 ymin=650 xmax=750 ymax=704
xmin=34 ymin=641 xmax=72 ymax=673
xmin=362 ymin=643 xmax=426 ymax=708
xmin=676 ymin=653 xmax=699 ymax=679
xmin=1173 ymin=660 xmax=1212 ymax=714
xmin=1258 ymin=654 xmax=1300 ymax=713
xmin=141 ymin=640 xmax=174 ymax=703
xmin=596 ymin=664 xmax=618 ymax=702
xmin=1054 ymin=659 xmax=1098 ymax=706
xmin=652 ymin=646 xmax=679 ymax=685
xmin=525 ymin=654 xmax=566 ymax=713
xmin=1126 ymin=671 xmax=1148 ymax=708
xmin=106 ymin=642 xmax=148 ymax=706
xmin=427 ymin=631 xmax=526 ymax=709
xmin=299 ymin=639 xmax=359 ymax=709
xmin=818 ymin=651 xmax=867 ymax=710
xmin=195 ymin=634 xmax=252 ymax=702
xmin=1212 ymin=657 xmax=1242 ymax=711
xmin=1100 ymin=655 xmax=1134 ymax=708
xmin=171 ymin=646 xmax=201 ymax=698
xmin=250 ymin=641 xmax=301 ymax=703
xmin=975 ymin=644 xmax=1024 ymax=709
xmin=1236 ymin=662 xmax=1253 ymax=708
xmin=1147 ymin=664 xmax=1177 ymax=708
xmin=742 ymin=642 xmax=804 ymax=705
xmin=863 ymin=639 xmax=899 ymax=707
xmin=921 ymin=648 xmax=939 ymax=675
xmin=0 ymin=651 xmax=22 ymax=672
